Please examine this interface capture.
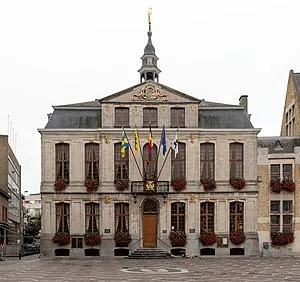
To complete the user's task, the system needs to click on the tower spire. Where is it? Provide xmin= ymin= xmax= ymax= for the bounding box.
xmin=138 ymin=8 xmax=161 ymax=83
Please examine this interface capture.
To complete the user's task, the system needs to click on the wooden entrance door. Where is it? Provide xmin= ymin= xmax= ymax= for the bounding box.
xmin=143 ymin=214 xmax=157 ymax=248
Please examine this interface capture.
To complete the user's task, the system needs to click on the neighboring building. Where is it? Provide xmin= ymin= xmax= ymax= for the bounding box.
xmin=258 ymin=70 xmax=300 ymax=256
xmin=280 ymin=70 xmax=300 ymax=137
xmin=0 ymin=135 xmax=22 ymax=256
xmin=38 ymin=17 xmax=261 ymax=258
xmin=24 ymin=193 xmax=41 ymax=224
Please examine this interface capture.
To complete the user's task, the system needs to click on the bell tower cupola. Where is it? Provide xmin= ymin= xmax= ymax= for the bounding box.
xmin=138 ymin=8 xmax=161 ymax=83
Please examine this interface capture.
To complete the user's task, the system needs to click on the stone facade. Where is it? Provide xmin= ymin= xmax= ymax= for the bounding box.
xmin=38 ymin=20 xmax=261 ymax=258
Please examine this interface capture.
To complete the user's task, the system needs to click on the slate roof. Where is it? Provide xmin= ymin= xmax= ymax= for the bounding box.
xmin=257 ymin=136 xmax=300 ymax=154
xmin=44 ymin=83 xmax=254 ymax=130
xmin=199 ymin=108 xmax=253 ymax=129
xmin=45 ymin=109 xmax=101 ymax=129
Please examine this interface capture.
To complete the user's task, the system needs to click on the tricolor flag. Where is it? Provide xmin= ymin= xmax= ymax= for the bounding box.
xmin=148 ymin=125 xmax=153 ymax=152
xmin=171 ymin=132 xmax=178 ymax=158
xmin=121 ymin=129 xmax=129 ymax=158
xmin=134 ymin=128 xmax=139 ymax=156
xmin=162 ymin=125 xmax=167 ymax=156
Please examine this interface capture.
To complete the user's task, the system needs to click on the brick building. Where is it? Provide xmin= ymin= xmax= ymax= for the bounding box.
xmin=258 ymin=70 xmax=300 ymax=256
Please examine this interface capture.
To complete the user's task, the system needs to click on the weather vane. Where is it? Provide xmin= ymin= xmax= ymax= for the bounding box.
xmin=148 ymin=7 xmax=152 ymax=24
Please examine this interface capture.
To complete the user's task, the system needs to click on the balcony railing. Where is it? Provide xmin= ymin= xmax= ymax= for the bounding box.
xmin=131 ymin=181 xmax=169 ymax=194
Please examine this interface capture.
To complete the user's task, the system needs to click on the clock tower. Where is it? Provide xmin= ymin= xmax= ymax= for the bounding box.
xmin=138 ymin=10 xmax=161 ymax=83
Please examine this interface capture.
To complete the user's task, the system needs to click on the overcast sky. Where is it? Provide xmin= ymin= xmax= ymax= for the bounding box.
xmin=1 ymin=1 xmax=300 ymax=194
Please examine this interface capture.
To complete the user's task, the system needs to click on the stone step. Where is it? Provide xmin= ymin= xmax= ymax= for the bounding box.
xmin=127 ymin=247 xmax=168 ymax=259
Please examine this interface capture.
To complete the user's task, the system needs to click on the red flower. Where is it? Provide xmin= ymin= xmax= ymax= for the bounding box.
xmin=271 ymin=232 xmax=294 ymax=246
xmin=114 ymin=231 xmax=132 ymax=247
xmin=230 ymin=230 xmax=245 ymax=245
xmin=114 ymin=179 xmax=129 ymax=191
xmin=199 ymin=231 xmax=217 ymax=246
xmin=85 ymin=178 xmax=99 ymax=192
xmin=201 ymin=178 xmax=216 ymax=191
xmin=84 ymin=232 xmax=102 ymax=246
xmin=52 ymin=232 xmax=70 ymax=246
xmin=169 ymin=230 xmax=187 ymax=247
xmin=171 ymin=178 xmax=187 ymax=192
xmin=230 ymin=178 xmax=245 ymax=190
xmin=270 ymin=179 xmax=282 ymax=193
xmin=54 ymin=178 xmax=69 ymax=191
xmin=282 ymin=178 xmax=295 ymax=192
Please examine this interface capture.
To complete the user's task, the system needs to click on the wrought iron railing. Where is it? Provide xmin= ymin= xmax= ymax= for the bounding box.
xmin=131 ymin=181 xmax=169 ymax=194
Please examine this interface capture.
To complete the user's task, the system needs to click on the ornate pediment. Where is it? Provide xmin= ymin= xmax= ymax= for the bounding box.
xmin=132 ymin=84 xmax=168 ymax=101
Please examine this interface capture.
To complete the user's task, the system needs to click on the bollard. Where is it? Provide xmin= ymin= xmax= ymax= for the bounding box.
xmin=19 ymin=250 xmax=22 ymax=260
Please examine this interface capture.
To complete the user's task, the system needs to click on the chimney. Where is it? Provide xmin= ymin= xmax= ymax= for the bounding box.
xmin=239 ymin=95 xmax=248 ymax=114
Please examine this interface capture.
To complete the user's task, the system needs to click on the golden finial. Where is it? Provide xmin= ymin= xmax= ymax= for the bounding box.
xmin=148 ymin=7 xmax=152 ymax=24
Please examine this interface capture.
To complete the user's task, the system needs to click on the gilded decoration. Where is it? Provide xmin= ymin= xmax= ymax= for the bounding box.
xmin=145 ymin=180 xmax=155 ymax=192
xmin=132 ymin=85 xmax=168 ymax=101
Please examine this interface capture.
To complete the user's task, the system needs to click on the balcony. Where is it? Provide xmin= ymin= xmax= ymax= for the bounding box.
xmin=131 ymin=181 xmax=169 ymax=194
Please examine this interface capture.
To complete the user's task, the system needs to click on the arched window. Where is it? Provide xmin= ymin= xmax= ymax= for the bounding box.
xmin=200 ymin=143 xmax=215 ymax=180
xmin=114 ymin=142 xmax=129 ymax=180
xmin=171 ymin=142 xmax=186 ymax=180
xmin=85 ymin=203 xmax=99 ymax=233
xmin=171 ymin=202 xmax=185 ymax=232
xmin=229 ymin=143 xmax=244 ymax=179
xmin=230 ymin=202 xmax=244 ymax=232
xmin=55 ymin=203 xmax=70 ymax=234
xmin=55 ymin=143 xmax=69 ymax=181
xmin=143 ymin=144 xmax=158 ymax=180
xmin=85 ymin=143 xmax=99 ymax=181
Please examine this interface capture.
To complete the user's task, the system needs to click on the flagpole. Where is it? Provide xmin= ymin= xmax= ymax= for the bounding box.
xmin=157 ymin=146 xmax=171 ymax=180
xmin=157 ymin=127 xmax=179 ymax=180
xmin=154 ymin=125 xmax=164 ymax=180
xmin=136 ymin=125 xmax=147 ymax=181
xmin=122 ymin=127 xmax=144 ymax=180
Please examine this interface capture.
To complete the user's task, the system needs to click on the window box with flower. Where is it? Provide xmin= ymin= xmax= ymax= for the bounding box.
xmin=199 ymin=231 xmax=217 ymax=246
xmin=271 ymin=231 xmax=294 ymax=246
xmin=201 ymin=178 xmax=216 ymax=191
xmin=171 ymin=178 xmax=187 ymax=192
xmin=52 ymin=232 xmax=70 ymax=246
xmin=114 ymin=179 xmax=129 ymax=191
xmin=85 ymin=178 xmax=99 ymax=192
xmin=114 ymin=231 xmax=132 ymax=247
xmin=282 ymin=178 xmax=295 ymax=192
xmin=230 ymin=178 xmax=245 ymax=190
xmin=270 ymin=179 xmax=282 ymax=193
xmin=84 ymin=231 xmax=102 ymax=246
xmin=169 ymin=230 xmax=187 ymax=247
xmin=54 ymin=178 xmax=69 ymax=191
xmin=229 ymin=230 xmax=245 ymax=245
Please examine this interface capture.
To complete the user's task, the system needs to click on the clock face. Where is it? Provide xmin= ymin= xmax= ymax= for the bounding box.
xmin=147 ymin=58 xmax=152 ymax=65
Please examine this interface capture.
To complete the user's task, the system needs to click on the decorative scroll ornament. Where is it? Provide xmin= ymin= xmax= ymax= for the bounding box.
xmin=132 ymin=85 xmax=168 ymax=101
xmin=145 ymin=180 xmax=155 ymax=192
xmin=190 ymin=194 xmax=195 ymax=204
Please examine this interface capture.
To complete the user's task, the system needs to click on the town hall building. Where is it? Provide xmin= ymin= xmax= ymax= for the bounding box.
xmin=38 ymin=14 xmax=261 ymax=257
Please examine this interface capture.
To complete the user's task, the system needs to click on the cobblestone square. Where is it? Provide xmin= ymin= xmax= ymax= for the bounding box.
xmin=1 ymin=255 xmax=300 ymax=281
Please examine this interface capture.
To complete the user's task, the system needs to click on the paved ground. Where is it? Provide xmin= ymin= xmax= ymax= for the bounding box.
xmin=1 ymin=255 xmax=300 ymax=281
